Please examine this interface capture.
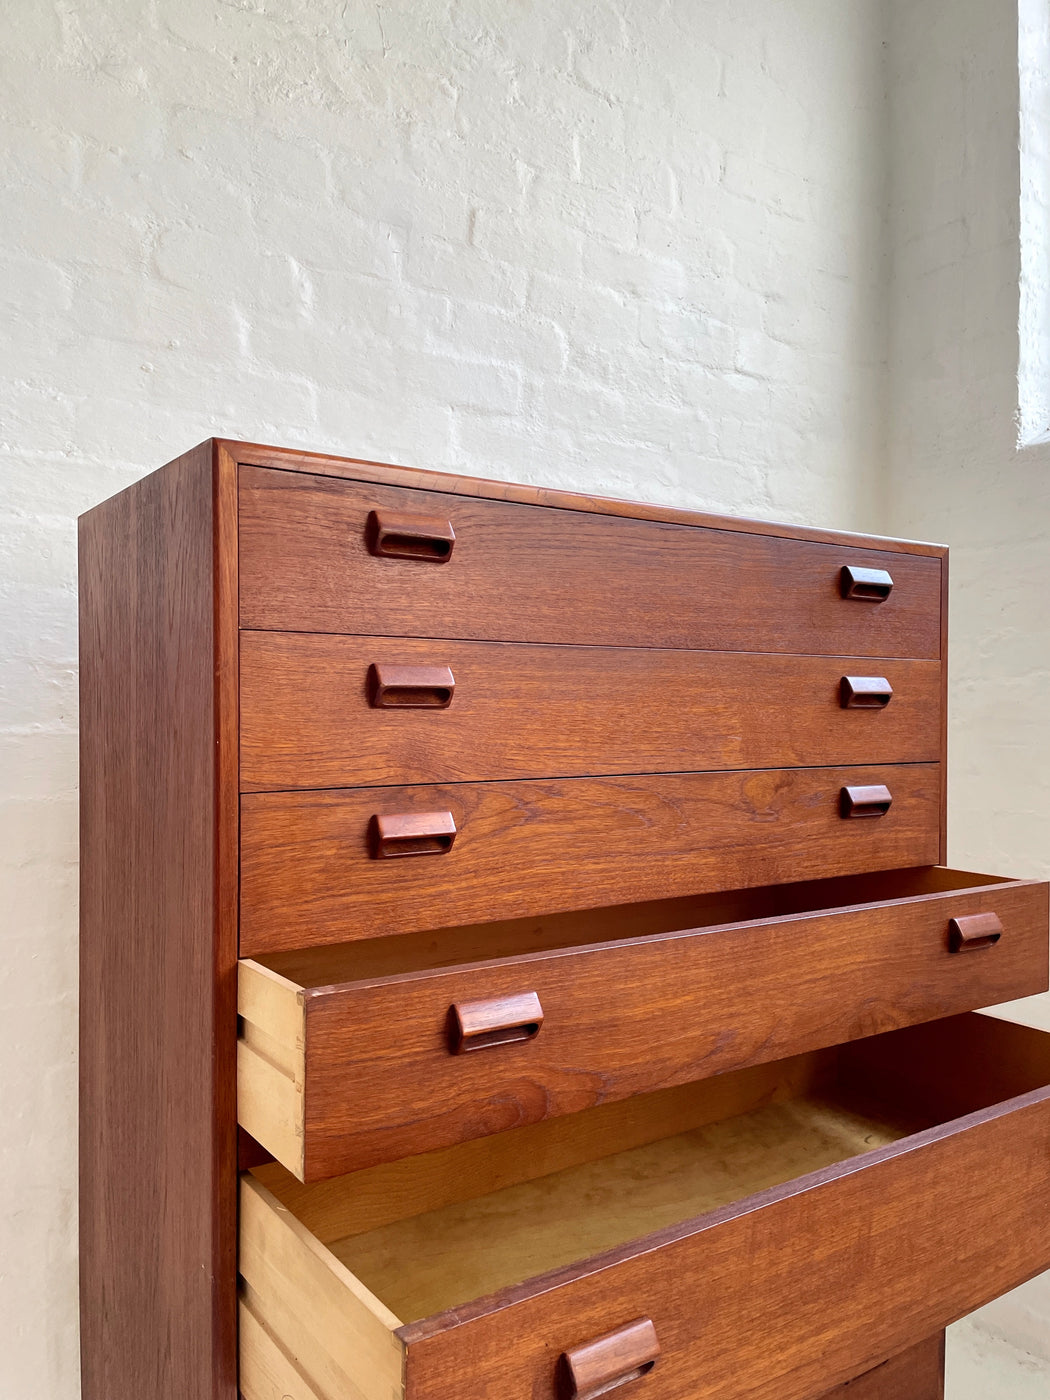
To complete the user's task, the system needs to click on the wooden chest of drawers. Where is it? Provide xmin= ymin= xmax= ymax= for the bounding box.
xmin=79 ymin=439 xmax=1050 ymax=1400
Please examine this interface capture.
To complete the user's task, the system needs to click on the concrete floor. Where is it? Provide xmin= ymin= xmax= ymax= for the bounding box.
xmin=948 ymin=1321 xmax=1050 ymax=1398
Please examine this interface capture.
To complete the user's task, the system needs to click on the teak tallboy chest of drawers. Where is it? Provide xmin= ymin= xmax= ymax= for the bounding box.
xmin=80 ymin=439 xmax=1050 ymax=1400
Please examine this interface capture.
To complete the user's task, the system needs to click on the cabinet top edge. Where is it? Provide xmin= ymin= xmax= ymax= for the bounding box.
xmin=82 ymin=437 xmax=950 ymax=557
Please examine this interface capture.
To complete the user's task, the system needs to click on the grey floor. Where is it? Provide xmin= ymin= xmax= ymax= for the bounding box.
xmin=948 ymin=1321 xmax=1050 ymax=1398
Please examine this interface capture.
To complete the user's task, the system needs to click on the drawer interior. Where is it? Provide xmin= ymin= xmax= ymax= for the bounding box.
xmin=246 ymin=1012 xmax=1050 ymax=1327
xmin=253 ymin=865 xmax=1011 ymax=986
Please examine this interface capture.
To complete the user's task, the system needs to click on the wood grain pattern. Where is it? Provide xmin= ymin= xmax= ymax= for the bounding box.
xmin=449 ymin=990 xmax=545 ymax=1054
xmin=238 ymin=873 xmax=1048 ymax=1179
xmin=840 ymin=784 xmax=894 ymax=818
xmin=370 ymin=809 xmax=458 ymax=858
xmin=212 ymin=444 xmax=241 ymax=1395
xmin=558 ymin=1318 xmax=660 ymax=1399
xmin=333 ymin=1099 xmax=911 ymax=1325
xmin=239 ymin=764 xmax=942 ymax=953
xmin=838 ymin=1011 xmax=1050 ymax=1125
xmin=240 ymin=634 xmax=942 ymax=791
xmin=82 ymin=441 xmax=975 ymax=1399
xmin=79 ymin=440 xmax=239 ymax=1400
xmin=367 ymin=505 xmax=457 ymax=560
xmin=397 ymin=1049 xmax=1050 ymax=1399
xmin=239 ymin=1177 xmax=405 ymax=1399
xmin=223 ymin=438 xmax=947 ymax=557
xmin=250 ymin=1053 xmax=831 ymax=1244
xmin=369 ymin=661 xmax=456 ymax=709
xmin=238 ymin=467 xmax=944 ymax=658
xmin=235 ymin=1210 xmax=946 ymax=1400
xmin=256 ymin=867 xmax=1015 ymax=984
xmin=948 ymin=910 xmax=1003 ymax=952
xmin=238 ymin=1040 xmax=303 ymax=1178
xmin=241 ymin=1016 xmax=1050 ymax=1400
xmin=239 ymin=1095 xmax=914 ymax=1400
xmin=238 ymin=1298 xmax=327 ymax=1400
xmin=816 ymin=1335 xmax=944 ymax=1399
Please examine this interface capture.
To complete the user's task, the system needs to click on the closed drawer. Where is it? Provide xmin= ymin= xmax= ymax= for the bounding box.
xmin=238 ymin=467 xmax=943 ymax=658
xmin=240 ymin=633 xmax=942 ymax=790
xmin=239 ymin=1013 xmax=1050 ymax=1400
xmin=237 ymin=867 xmax=1049 ymax=1180
xmin=239 ymin=764 xmax=942 ymax=953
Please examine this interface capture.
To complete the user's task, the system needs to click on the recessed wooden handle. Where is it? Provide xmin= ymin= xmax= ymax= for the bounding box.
xmin=840 ymin=784 xmax=893 ymax=818
xmin=368 ymin=663 xmax=455 ymax=709
xmin=841 ymin=565 xmax=894 ymax=601
xmin=557 ymin=1319 xmax=660 ymax=1400
xmin=369 ymin=810 xmax=457 ymax=858
xmin=949 ymin=912 xmax=1003 ymax=952
xmin=449 ymin=992 xmax=544 ymax=1053
xmin=840 ymin=676 xmax=893 ymax=708
xmin=366 ymin=508 xmax=455 ymax=561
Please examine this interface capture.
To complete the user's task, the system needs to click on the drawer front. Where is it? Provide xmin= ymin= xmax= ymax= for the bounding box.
xmin=400 ymin=1087 xmax=1050 ymax=1399
xmin=238 ymin=467 xmax=942 ymax=658
xmin=239 ymin=764 xmax=942 ymax=953
xmin=240 ymin=633 xmax=942 ymax=790
xmin=238 ymin=876 xmax=1049 ymax=1180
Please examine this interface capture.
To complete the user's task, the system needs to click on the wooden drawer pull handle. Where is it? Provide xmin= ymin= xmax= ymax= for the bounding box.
xmin=840 ymin=676 xmax=893 ymax=709
xmin=369 ymin=663 xmax=455 ymax=709
xmin=366 ymin=508 xmax=455 ymax=561
xmin=841 ymin=564 xmax=894 ymax=601
xmin=369 ymin=810 xmax=457 ymax=858
xmin=558 ymin=1318 xmax=660 ymax=1400
xmin=949 ymin=912 xmax=1003 ymax=952
xmin=449 ymin=992 xmax=544 ymax=1053
xmin=840 ymin=784 xmax=893 ymax=818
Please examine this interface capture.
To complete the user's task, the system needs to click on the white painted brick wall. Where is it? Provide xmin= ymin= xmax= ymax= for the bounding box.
xmin=2 ymin=2 xmax=890 ymax=1395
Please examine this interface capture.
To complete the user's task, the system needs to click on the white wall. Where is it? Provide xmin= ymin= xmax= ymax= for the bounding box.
xmin=886 ymin=0 xmax=1050 ymax=1358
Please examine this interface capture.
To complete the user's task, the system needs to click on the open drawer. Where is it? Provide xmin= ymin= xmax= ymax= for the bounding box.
xmin=237 ymin=866 xmax=1048 ymax=1180
xmin=239 ymin=1013 xmax=1050 ymax=1400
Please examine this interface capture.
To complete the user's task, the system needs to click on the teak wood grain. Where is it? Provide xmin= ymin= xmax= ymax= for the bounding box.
xmin=398 ymin=1075 xmax=1050 ymax=1397
xmin=239 ymin=763 xmax=942 ymax=952
xmin=81 ymin=439 xmax=1020 ymax=1400
xmin=237 ymin=466 xmax=944 ymax=658
xmin=78 ymin=442 xmax=239 ymax=1400
xmin=239 ymin=633 xmax=942 ymax=790
xmin=249 ymin=1052 xmax=831 ymax=1243
xmin=839 ymin=1010 xmax=1050 ymax=1125
xmin=239 ymin=1015 xmax=1050 ymax=1400
xmin=238 ymin=871 xmax=1049 ymax=1179
xmin=816 ymin=1335 xmax=944 ymax=1399
xmin=225 ymin=437 xmax=948 ymax=556
xmin=558 ymin=1317 xmax=660 ymax=1399
xmin=255 ymin=866 xmax=1020 ymax=983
